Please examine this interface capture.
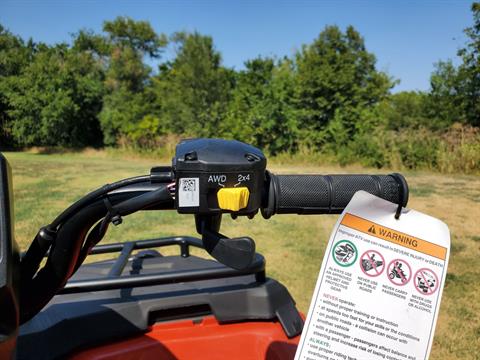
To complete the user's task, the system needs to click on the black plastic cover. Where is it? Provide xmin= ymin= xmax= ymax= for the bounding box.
xmin=174 ymin=138 xmax=266 ymax=173
xmin=0 ymin=153 xmax=20 ymax=358
xmin=18 ymin=254 xmax=302 ymax=360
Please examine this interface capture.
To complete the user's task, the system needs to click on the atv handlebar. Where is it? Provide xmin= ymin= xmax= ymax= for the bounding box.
xmin=262 ymin=173 xmax=408 ymax=217
xmin=17 ymin=138 xmax=410 ymax=324
xmin=105 ymin=171 xmax=408 ymax=218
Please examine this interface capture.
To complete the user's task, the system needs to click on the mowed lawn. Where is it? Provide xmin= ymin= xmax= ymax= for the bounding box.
xmin=3 ymin=150 xmax=480 ymax=360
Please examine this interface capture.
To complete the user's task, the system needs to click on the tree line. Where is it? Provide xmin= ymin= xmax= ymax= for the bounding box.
xmin=0 ymin=3 xmax=479 ymax=172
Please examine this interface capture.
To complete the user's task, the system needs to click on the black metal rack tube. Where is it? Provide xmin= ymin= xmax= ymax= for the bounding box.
xmin=58 ymin=236 xmax=266 ymax=295
xmin=60 ymin=254 xmax=265 ymax=294
xmin=107 ymin=241 xmax=135 ymax=277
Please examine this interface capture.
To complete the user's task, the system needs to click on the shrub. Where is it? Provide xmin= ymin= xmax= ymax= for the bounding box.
xmin=437 ymin=124 xmax=480 ymax=173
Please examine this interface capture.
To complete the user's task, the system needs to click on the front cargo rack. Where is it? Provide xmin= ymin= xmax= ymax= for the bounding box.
xmin=60 ymin=236 xmax=266 ymax=294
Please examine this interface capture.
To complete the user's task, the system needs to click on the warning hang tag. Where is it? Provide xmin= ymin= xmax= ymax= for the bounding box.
xmin=295 ymin=191 xmax=450 ymax=360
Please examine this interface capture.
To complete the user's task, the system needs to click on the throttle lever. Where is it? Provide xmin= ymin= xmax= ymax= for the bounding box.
xmin=202 ymin=229 xmax=256 ymax=271
xmin=197 ymin=216 xmax=256 ymax=271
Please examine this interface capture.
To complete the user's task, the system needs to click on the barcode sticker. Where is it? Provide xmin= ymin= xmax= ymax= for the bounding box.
xmin=178 ymin=178 xmax=199 ymax=207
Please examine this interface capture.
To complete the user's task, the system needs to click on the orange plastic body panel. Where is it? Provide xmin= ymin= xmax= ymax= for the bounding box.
xmin=71 ymin=316 xmax=301 ymax=360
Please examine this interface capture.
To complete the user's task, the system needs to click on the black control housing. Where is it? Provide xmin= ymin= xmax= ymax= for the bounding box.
xmin=173 ymin=138 xmax=267 ymax=215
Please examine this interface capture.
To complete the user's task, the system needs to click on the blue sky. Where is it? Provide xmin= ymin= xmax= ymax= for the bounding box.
xmin=0 ymin=0 xmax=474 ymax=92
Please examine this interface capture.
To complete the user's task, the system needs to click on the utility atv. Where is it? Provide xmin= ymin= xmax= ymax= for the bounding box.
xmin=0 ymin=138 xmax=408 ymax=359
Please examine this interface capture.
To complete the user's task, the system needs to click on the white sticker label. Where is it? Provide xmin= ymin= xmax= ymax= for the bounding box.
xmin=295 ymin=191 xmax=450 ymax=360
xmin=178 ymin=178 xmax=199 ymax=207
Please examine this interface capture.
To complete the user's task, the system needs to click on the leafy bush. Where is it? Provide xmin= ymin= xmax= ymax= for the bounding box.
xmin=4 ymin=46 xmax=104 ymax=147
xmin=437 ymin=124 xmax=480 ymax=173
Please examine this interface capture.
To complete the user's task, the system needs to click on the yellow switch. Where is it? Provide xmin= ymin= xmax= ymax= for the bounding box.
xmin=217 ymin=187 xmax=250 ymax=211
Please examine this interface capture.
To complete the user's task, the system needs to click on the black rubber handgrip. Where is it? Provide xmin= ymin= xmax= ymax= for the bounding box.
xmin=262 ymin=173 xmax=408 ymax=217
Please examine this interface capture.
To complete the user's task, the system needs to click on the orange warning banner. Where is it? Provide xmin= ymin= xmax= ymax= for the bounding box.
xmin=341 ymin=213 xmax=447 ymax=260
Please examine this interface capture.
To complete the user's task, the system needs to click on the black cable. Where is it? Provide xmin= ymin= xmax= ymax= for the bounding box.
xmin=20 ymin=175 xmax=151 ymax=284
xmin=73 ymin=219 xmax=110 ymax=273
xmin=111 ymin=186 xmax=171 ymax=216
xmin=20 ymin=183 xmax=174 ymax=323
xmin=49 ymin=175 xmax=151 ymax=229
xmin=73 ymin=186 xmax=172 ymax=272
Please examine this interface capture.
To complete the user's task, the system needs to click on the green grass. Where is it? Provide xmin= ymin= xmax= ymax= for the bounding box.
xmin=3 ymin=150 xmax=480 ymax=360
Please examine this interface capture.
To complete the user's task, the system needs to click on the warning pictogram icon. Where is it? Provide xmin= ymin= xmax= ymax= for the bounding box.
xmin=414 ymin=268 xmax=439 ymax=296
xmin=387 ymin=259 xmax=412 ymax=286
xmin=332 ymin=240 xmax=358 ymax=267
xmin=360 ymin=250 xmax=385 ymax=277
xmin=368 ymin=225 xmax=376 ymax=234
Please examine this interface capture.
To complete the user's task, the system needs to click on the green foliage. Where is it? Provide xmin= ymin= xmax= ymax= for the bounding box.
xmin=437 ymin=124 xmax=480 ymax=173
xmin=426 ymin=3 xmax=480 ymax=128
xmin=124 ymin=114 xmax=164 ymax=147
xmin=378 ymin=91 xmax=431 ymax=130
xmin=0 ymin=25 xmax=35 ymax=146
xmin=72 ymin=29 xmax=110 ymax=56
xmin=388 ymin=128 xmax=441 ymax=169
xmin=3 ymin=44 xmax=104 ymax=147
xmin=456 ymin=2 xmax=480 ymax=126
xmin=222 ymin=57 xmax=298 ymax=154
xmin=0 ymin=24 xmax=34 ymax=77
xmin=103 ymin=17 xmax=167 ymax=58
xmin=151 ymin=32 xmax=233 ymax=137
xmin=295 ymin=25 xmax=394 ymax=146
xmin=427 ymin=61 xmax=467 ymax=128
xmin=98 ymin=17 xmax=167 ymax=145
xmin=99 ymin=87 xmax=152 ymax=145
xmin=335 ymin=108 xmax=387 ymax=167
